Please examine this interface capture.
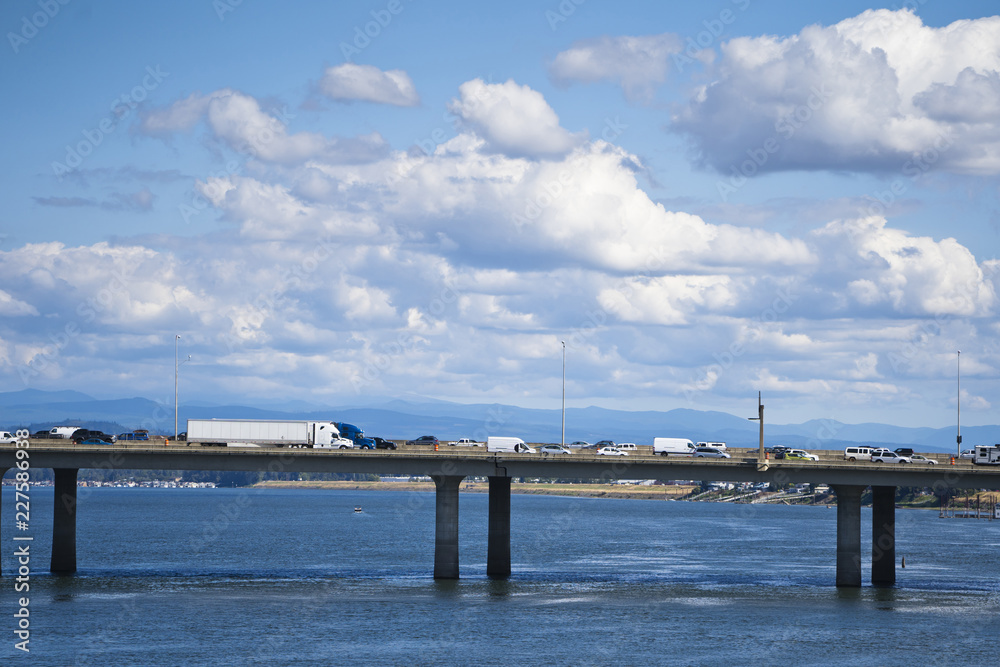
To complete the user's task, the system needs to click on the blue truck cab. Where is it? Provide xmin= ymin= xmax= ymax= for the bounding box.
xmin=335 ymin=422 xmax=376 ymax=449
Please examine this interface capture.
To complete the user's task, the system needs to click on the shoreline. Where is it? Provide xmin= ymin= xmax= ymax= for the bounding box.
xmin=251 ymin=479 xmax=699 ymax=501
xmin=248 ymin=480 xmax=975 ymax=508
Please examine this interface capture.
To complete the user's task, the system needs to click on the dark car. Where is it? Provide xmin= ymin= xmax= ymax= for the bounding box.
xmin=894 ymin=447 xmax=915 ymax=457
xmin=594 ymin=440 xmax=616 ymax=448
xmin=117 ymin=431 xmax=151 ymax=441
xmin=32 ymin=430 xmax=51 ymax=439
xmin=373 ymin=437 xmax=397 ymax=450
xmin=72 ymin=429 xmax=114 ymax=444
xmin=76 ymin=437 xmax=112 ymax=445
xmin=405 ymin=435 xmax=439 ymax=447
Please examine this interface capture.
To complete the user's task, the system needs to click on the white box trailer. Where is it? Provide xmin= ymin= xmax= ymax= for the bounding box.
xmin=973 ymin=445 xmax=1000 ymax=465
xmin=186 ymin=419 xmax=342 ymax=448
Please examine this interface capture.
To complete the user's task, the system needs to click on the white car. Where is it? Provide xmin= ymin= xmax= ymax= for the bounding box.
xmin=910 ymin=454 xmax=938 ymax=465
xmin=692 ymin=447 xmax=730 ymax=459
xmin=871 ymin=448 xmax=910 ymax=463
xmin=597 ymin=446 xmax=627 ymax=456
xmin=539 ymin=445 xmax=572 ymax=455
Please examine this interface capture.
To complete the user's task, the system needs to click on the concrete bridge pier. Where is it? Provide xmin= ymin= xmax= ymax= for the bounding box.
xmin=50 ymin=468 xmax=79 ymax=574
xmin=432 ymin=475 xmax=465 ymax=579
xmin=833 ymin=484 xmax=865 ymax=587
xmin=871 ymin=485 xmax=896 ymax=586
xmin=487 ymin=476 xmax=511 ymax=578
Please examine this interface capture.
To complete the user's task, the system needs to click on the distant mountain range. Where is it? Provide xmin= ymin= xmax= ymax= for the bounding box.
xmin=1 ymin=389 xmax=995 ymax=452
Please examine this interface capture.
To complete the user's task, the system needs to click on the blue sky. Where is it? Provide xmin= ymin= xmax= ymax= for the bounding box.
xmin=1 ymin=0 xmax=999 ymax=429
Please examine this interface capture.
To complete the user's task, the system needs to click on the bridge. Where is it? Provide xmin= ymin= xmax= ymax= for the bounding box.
xmin=3 ymin=441 xmax=997 ymax=587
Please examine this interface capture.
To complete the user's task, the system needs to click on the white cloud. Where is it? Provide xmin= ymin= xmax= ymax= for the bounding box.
xmin=812 ymin=217 xmax=996 ymax=316
xmin=549 ymin=33 xmax=683 ymax=100
xmin=447 ymin=78 xmax=587 ymax=158
xmin=672 ymin=10 xmax=1000 ymax=174
xmin=140 ymin=89 xmax=388 ymax=164
xmin=0 ymin=289 xmax=38 ymax=316
xmin=319 ymin=63 xmax=420 ymax=106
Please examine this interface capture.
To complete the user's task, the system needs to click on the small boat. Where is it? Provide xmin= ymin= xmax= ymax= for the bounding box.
xmin=354 ymin=506 xmax=363 ymax=513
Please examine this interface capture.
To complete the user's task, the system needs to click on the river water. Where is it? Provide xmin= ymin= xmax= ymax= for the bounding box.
xmin=2 ymin=486 xmax=999 ymax=665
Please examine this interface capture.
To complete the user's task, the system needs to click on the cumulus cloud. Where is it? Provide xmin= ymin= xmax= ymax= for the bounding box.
xmin=812 ymin=216 xmax=996 ymax=316
xmin=0 ymin=289 xmax=38 ymax=316
xmin=7 ymin=71 xmax=1000 ymax=423
xmin=549 ymin=33 xmax=683 ymax=100
xmin=447 ymin=79 xmax=587 ymax=158
xmin=139 ymin=88 xmax=388 ymax=164
xmin=319 ymin=63 xmax=420 ymax=106
xmin=672 ymin=10 xmax=1000 ymax=174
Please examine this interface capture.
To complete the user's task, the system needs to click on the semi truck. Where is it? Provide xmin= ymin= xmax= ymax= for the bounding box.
xmin=334 ymin=422 xmax=377 ymax=449
xmin=186 ymin=419 xmax=349 ymax=448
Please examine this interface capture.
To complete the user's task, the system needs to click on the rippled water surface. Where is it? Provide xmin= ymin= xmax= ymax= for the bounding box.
xmin=2 ymin=487 xmax=999 ymax=665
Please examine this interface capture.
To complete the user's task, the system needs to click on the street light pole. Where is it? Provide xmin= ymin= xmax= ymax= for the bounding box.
xmin=561 ymin=341 xmax=566 ymax=447
xmin=174 ymin=335 xmax=190 ymax=440
xmin=957 ymin=350 xmax=962 ymax=458
xmin=174 ymin=334 xmax=180 ymax=440
xmin=749 ymin=391 xmax=764 ymax=467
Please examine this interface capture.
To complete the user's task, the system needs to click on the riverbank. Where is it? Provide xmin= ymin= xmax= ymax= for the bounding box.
xmin=251 ymin=479 xmax=699 ymax=500
xmin=248 ymin=480 xmax=1000 ymax=508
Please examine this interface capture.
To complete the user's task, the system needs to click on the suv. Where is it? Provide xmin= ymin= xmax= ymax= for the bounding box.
xmin=595 ymin=440 xmax=617 ymax=448
xmin=372 ymin=437 xmax=397 ymax=450
xmin=405 ymin=435 xmax=439 ymax=447
xmin=844 ymin=446 xmax=872 ymax=461
xmin=871 ymin=448 xmax=911 ymax=463
xmin=894 ymin=447 xmax=915 ymax=457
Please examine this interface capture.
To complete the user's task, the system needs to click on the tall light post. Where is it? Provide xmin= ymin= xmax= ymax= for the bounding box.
xmin=748 ymin=391 xmax=764 ymax=467
xmin=957 ymin=350 xmax=962 ymax=458
xmin=561 ymin=341 xmax=566 ymax=447
xmin=174 ymin=334 xmax=190 ymax=440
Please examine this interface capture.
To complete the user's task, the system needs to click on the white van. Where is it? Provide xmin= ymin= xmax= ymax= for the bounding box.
xmin=697 ymin=441 xmax=727 ymax=450
xmin=487 ymin=437 xmax=536 ymax=454
xmin=653 ymin=438 xmax=696 ymax=457
xmin=49 ymin=426 xmax=80 ymax=439
xmin=843 ymin=446 xmax=873 ymax=461
xmin=615 ymin=442 xmax=638 ymax=452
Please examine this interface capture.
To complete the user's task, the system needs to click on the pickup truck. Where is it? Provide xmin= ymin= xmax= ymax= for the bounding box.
xmin=449 ymin=438 xmax=483 ymax=446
